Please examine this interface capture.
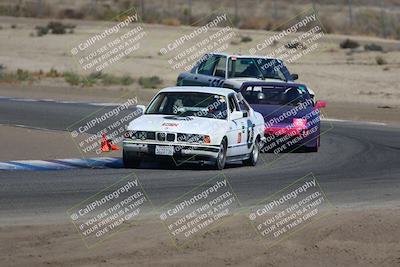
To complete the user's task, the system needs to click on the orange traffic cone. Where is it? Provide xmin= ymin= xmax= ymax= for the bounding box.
xmin=101 ymin=133 xmax=120 ymax=152
xmin=101 ymin=143 xmax=110 ymax=152
xmin=110 ymin=143 xmax=120 ymax=151
xmin=101 ymin=133 xmax=110 ymax=152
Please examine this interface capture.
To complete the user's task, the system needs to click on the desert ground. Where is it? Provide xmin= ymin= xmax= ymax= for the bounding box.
xmin=1 ymin=209 xmax=400 ymax=267
xmin=0 ymin=14 xmax=400 ymax=267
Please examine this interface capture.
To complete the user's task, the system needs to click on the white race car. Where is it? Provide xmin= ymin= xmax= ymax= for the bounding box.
xmin=123 ymin=86 xmax=265 ymax=169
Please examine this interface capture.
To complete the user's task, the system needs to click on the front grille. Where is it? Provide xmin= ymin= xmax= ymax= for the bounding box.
xmin=136 ymin=131 xmax=156 ymax=140
xmin=137 ymin=131 xmax=146 ymax=140
xmin=155 ymin=132 xmax=175 ymax=142
xmin=146 ymin=131 xmax=156 ymax=140
xmin=157 ymin=132 xmax=166 ymax=141
xmin=167 ymin=133 xmax=175 ymax=141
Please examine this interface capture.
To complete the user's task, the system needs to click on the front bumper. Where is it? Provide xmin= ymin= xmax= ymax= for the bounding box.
xmin=123 ymin=140 xmax=220 ymax=160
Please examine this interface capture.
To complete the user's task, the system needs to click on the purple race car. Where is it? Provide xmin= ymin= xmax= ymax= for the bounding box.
xmin=240 ymin=81 xmax=326 ymax=152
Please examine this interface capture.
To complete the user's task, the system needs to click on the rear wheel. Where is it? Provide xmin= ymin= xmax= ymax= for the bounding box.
xmin=305 ymin=136 xmax=320 ymax=152
xmin=214 ymin=139 xmax=227 ymax=170
xmin=244 ymin=138 xmax=260 ymax=166
xmin=305 ymin=145 xmax=318 ymax=152
xmin=123 ymin=150 xmax=141 ymax=168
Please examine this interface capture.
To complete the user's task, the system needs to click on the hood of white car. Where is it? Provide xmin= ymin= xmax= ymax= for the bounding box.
xmin=127 ymin=114 xmax=228 ymax=135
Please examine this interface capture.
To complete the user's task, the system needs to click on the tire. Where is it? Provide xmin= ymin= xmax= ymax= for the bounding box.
xmin=214 ymin=139 xmax=227 ymax=170
xmin=305 ymin=145 xmax=318 ymax=152
xmin=123 ymin=150 xmax=141 ymax=168
xmin=305 ymin=136 xmax=320 ymax=152
xmin=244 ymin=137 xmax=260 ymax=166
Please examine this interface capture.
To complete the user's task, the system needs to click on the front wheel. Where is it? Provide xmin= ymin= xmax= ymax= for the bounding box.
xmin=123 ymin=150 xmax=141 ymax=168
xmin=214 ymin=139 xmax=227 ymax=170
xmin=244 ymin=138 xmax=260 ymax=166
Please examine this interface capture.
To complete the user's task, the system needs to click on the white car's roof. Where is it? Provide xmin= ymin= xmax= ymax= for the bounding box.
xmin=158 ymin=86 xmax=236 ymax=96
xmin=210 ymin=52 xmax=278 ymax=61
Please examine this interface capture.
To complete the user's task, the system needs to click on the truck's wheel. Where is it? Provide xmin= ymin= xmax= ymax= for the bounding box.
xmin=244 ymin=138 xmax=260 ymax=166
xmin=123 ymin=150 xmax=141 ymax=168
xmin=214 ymin=139 xmax=227 ymax=170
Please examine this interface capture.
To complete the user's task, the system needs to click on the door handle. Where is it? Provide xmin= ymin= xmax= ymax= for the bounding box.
xmin=194 ymin=77 xmax=198 ymax=80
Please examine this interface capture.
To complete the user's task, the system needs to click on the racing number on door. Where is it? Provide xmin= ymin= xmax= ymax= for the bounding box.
xmin=209 ymin=79 xmax=224 ymax=87
xmin=246 ymin=120 xmax=255 ymax=149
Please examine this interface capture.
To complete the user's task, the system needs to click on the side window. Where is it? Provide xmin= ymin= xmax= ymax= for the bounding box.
xmin=228 ymin=95 xmax=239 ymax=113
xmin=213 ymin=56 xmax=226 ymax=78
xmin=197 ymin=55 xmax=219 ymax=76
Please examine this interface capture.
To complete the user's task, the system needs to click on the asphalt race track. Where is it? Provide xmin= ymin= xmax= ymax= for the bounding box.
xmin=0 ymin=97 xmax=399 ymax=224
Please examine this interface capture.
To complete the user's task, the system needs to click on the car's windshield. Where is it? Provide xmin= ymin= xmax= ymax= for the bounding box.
xmin=146 ymin=92 xmax=228 ymax=119
xmin=242 ymin=85 xmax=312 ymax=106
xmin=228 ymin=57 xmax=291 ymax=81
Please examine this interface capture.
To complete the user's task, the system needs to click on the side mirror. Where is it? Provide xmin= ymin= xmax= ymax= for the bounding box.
xmin=230 ymin=111 xmax=243 ymax=120
xmin=314 ymin=101 xmax=326 ymax=109
xmin=291 ymin=73 xmax=299 ymax=80
xmin=136 ymin=105 xmax=146 ymax=113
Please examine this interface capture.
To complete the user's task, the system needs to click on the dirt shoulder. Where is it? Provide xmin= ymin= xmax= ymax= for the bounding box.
xmin=324 ymin=101 xmax=400 ymax=125
xmin=0 ymin=124 xmax=120 ymax=161
xmin=0 ymin=84 xmax=158 ymax=104
xmin=0 ymin=125 xmax=77 ymax=161
xmin=0 ymin=208 xmax=399 ymax=267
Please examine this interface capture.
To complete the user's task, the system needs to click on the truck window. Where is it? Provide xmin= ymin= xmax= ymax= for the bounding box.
xmin=197 ymin=55 xmax=219 ymax=76
xmin=213 ymin=56 xmax=227 ymax=78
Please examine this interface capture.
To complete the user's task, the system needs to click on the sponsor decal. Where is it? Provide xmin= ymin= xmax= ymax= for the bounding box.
xmin=162 ymin=122 xmax=179 ymax=127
